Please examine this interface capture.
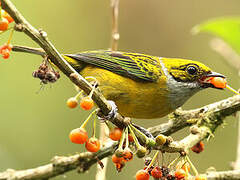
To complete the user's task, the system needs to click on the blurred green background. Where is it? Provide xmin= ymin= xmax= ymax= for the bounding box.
xmin=0 ymin=0 xmax=240 ymax=179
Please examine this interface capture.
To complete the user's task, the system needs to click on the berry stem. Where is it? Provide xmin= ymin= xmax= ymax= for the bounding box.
xmin=7 ymin=28 xmax=14 ymax=45
xmin=226 ymin=85 xmax=240 ymax=95
xmin=186 ymin=155 xmax=198 ymax=176
xmin=80 ymin=109 xmax=97 ymax=129
xmin=129 ymin=124 xmax=148 ymax=144
xmin=128 ymin=125 xmax=141 ymax=149
xmin=146 ymin=151 xmax=159 ymax=170
xmin=75 ymin=90 xmax=83 ymax=100
xmin=124 ymin=127 xmax=129 ymax=149
xmin=93 ymin=115 xmax=96 ymax=138
xmin=167 ymin=156 xmax=180 ymax=168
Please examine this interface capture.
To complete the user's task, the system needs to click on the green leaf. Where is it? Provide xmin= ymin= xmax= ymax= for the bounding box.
xmin=192 ymin=17 xmax=240 ymax=54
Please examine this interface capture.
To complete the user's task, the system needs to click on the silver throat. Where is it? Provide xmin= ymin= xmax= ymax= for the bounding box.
xmin=159 ymin=57 xmax=201 ymax=110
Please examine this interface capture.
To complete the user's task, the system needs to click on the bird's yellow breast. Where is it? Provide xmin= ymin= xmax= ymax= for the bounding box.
xmin=80 ymin=66 xmax=173 ymax=119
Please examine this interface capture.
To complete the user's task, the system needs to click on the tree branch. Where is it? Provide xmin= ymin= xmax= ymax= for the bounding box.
xmin=110 ymin=0 xmax=120 ymax=51
xmin=0 ymin=141 xmax=117 ymax=180
xmin=206 ymin=170 xmax=240 ymax=180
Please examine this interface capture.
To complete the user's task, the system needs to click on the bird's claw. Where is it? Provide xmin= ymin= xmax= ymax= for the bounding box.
xmin=97 ymin=100 xmax=118 ymax=121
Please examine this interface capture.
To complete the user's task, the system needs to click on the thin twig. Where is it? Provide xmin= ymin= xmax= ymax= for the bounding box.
xmin=0 ymin=141 xmax=118 ymax=180
xmin=110 ymin=0 xmax=120 ymax=51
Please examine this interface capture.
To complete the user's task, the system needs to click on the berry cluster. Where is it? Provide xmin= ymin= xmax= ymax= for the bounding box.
xmin=32 ymin=60 xmax=60 ymax=84
xmin=0 ymin=3 xmax=14 ymax=32
xmin=0 ymin=3 xmax=14 ymax=59
xmin=136 ymin=156 xmax=207 ymax=180
xmin=68 ymin=84 xmax=100 ymax=153
xmin=109 ymin=127 xmax=134 ymax=172
xmin=67 ymin=88 xmax=95 ymax=110
xmin=107 ymin=123 xmax=168 ymax=172
xmin=136 ymin=151 xmax=176 ymax=180
xmin=69 ymin=127 xmax=101 ymax=152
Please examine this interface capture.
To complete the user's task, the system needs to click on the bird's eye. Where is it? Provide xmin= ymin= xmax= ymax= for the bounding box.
xmin=186 ymin=65 xmax=198 ymax=75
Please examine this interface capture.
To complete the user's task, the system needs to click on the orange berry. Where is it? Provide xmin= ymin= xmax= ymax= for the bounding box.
xmin=0 ymin=44 xmax=12 ymax=52
xmin=112 ymin=154 xmax=125 ymax=164
xmin=66 ymin=97 xmax=78 ymax=108
xmin=123 ymin=149 xmax=133 ymax=161
xmin=175 ymin=169 xmax=187 ymax=179
xmin=191 ymin=141 xmax=204 ymax=154
xmin=1 ymin=48 xmax=10 ymax=59
xmin=176 ymin=161 xmax=190 ymax=172
xmin=80 ymin=96 xmax=94 ymax=110
xmin=85 ymin=137 xmax=100 ymax=152
xmin=151 ymin=166 xmax=162 ymax=178
xmin=195 ymin=174 xmax=207 ymax=180
xmin=109 ymin=127 xmax=122 ymax=141
xmin=210 ymin=77 xmax=227 ymax=89
xmin=69 ymin=128 xmax=88 ymax=144
xmin=1 ymin=10 xmax=14 ymax=23
xmin=136 ymin=169 xmax=150 ymax=180
xmin=128 ymin=134 xmax=134 ymax=142
xmin=0 ymin=17 xmax=9 ymax=31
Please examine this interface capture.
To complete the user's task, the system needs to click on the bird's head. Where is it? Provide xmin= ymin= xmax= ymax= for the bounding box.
xmin=161 ymin=58 xmax=225 ymax=90
xmin=160 ymin=58 xmax=226 ymax=110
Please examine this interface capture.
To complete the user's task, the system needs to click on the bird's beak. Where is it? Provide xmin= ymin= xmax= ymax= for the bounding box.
xmin=199 ymin=72 xmax=226 ymax=89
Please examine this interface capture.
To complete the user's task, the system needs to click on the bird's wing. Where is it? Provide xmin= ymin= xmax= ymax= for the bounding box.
xmin=65 ymin=50 xmax=162 ymax=82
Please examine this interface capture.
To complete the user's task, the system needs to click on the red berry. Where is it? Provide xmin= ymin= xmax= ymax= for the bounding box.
xmin=66 ymin=97 xmax=78 ymax=108
xmin=195 ymin=174 xmax=207 ymax=180
xmin=80 ymin=96 xmax=94 ymax=110
xmin=85 ymin=137 xmax=100 ymax=152
xmin=0 ymin=17 xmax=9 ymax=31
xmin=112 ymin=154 xmax=125 ymax=164
xmin=191 ymin=141 xmax=204 ymax=154
xmin=151 ymin=166 xmax=162 ymax=178
xmin=109 ymin=127 xmax=122 ymax=141
xmin=175 ymin=169 xmax=187 ymax=180
xmin=136 ymin=169 xmax=150 ymax=180
xmin=1 ymin=48 xmax=10 ymax=59
xmin=0 ymin=44 xmax=12 ymax=59
xmin=128 ymin=134 xmax=134 ymax=142
xmin=69 ymin=128 xmax=88 ymax=144
xmin=0 ymin=44 xmax=12 ymax=53
xmin=210 ymin=77 xmax=227 ymax=89
xmin=123 ymin=149 xmax=133 ymax=161
xmin=1 ymin=10 xmax=14 ymax=23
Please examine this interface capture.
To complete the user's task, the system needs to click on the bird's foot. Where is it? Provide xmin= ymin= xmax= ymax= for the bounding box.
xmin=97 ymin=100 xmax=118 ymax=121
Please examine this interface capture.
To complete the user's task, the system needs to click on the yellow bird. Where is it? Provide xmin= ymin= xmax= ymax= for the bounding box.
xmin=63 ymin=50 xmax=225 ymax=119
